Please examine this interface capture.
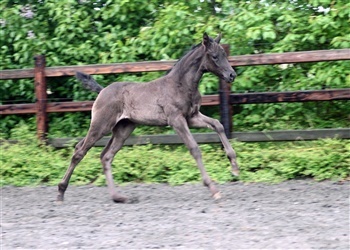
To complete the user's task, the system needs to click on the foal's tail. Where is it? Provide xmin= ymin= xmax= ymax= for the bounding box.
xmin=75 ymin=71 xmax=104 ymax=93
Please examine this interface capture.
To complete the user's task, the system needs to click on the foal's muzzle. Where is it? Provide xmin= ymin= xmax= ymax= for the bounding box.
xmin=229 ymin=72 xmax=236 ymax=82
xmin=223 ymin=71 xmax=236 ymax=83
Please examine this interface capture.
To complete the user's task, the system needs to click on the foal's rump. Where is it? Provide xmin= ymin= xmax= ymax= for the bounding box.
xmin=76 ymin=72 xmax=169 ymax=126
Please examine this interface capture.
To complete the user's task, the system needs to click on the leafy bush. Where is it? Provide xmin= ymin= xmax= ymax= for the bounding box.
xmin=1 ymin=125 xmax=349 ymax=187
xmin=1 ymin=0 xmax=350 ymax=136
xmin=1 ymin=0 xmax=349 ymax=186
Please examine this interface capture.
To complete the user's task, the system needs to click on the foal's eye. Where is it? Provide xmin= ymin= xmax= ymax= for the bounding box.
xmin=212 ymin=55 xmax=218 ymax=60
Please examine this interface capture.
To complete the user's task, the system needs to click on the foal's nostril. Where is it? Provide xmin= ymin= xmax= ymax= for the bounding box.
xmin=230 ymin=72 xmax=236 ymax=80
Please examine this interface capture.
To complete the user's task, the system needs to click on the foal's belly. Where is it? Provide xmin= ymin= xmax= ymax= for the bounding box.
xmin=127 ymin=104 xmax=168 ymax=126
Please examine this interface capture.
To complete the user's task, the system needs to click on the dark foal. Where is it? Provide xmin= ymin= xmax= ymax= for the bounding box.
xmin=57 ymin=33 xmax=239 ymax=203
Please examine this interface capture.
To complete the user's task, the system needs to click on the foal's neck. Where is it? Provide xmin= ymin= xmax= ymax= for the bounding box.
xmin=168 ymin=45 xmax=206 ymax=91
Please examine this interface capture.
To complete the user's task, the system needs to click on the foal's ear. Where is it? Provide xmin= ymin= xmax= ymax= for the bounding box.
xmin=202 ymin=32 xmax=212 ymax=49
xmin=214 ymin=33 xmax=222 ymax=44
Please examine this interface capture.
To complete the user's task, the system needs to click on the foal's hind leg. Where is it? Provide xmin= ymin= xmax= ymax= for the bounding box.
xmin=188 ymin=112 xmax=239 ymax=176
xmin=100 ymin=119 xmax=136 ymax=203
xmin=57 ymin=125 xmax=110 ymax=202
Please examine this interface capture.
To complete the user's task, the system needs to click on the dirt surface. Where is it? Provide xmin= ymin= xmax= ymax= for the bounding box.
xmin=1 ymin=180 xmax=349 ymax=249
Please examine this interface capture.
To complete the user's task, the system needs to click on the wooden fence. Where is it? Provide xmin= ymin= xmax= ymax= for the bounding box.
xmin=1 ymin=48 xmax=350 ymax=145
xmin=49 ymin=129 xmax=350 ymax=148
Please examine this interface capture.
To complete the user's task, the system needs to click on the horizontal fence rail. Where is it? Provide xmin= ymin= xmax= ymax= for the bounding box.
xmin=1 ymin=49 xmax=349 ymax=79
xmin=1 ymin=89 xmax=349 ymax=115
xmin=229 ymin=88 xmax=350 ymax=104
xmin=49 ymin=129 xmax=350 ymax=148
xmin=2 ymin=129 xmax=349 ymax=148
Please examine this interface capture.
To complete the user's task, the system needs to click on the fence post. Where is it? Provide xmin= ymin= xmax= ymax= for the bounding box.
xmin=34 ymin=55 xmax=48 ymax=141
xmin=219 ymin=44 xmax=233 ymax=139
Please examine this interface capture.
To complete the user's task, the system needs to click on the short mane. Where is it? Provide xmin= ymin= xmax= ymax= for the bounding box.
xmin=166 ymin=43 xmax=202 ymax=75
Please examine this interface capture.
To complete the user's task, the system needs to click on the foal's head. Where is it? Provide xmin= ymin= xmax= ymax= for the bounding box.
xmin=201 ymin=33 xmax=236 ymax=83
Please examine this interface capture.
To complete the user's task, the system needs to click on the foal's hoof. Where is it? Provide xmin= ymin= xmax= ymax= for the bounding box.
xmin=231 ymin=168 xmax=240 ymax=177
xmin=112 ymin=195 xmax=139 ymax=204
xmin=231 ymin=160 xmax=240 ymax=177
xmin=213 ymin=192 xmax=222 ymax=200
xmin=56 ymin=194 xmax=64 ymax=203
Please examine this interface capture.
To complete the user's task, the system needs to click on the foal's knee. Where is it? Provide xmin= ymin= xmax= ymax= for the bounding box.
xmin=189 ymin=146 xmax=202 ymax=159
xmin=71 ymin=149 xmax=86 ymax=165
xmin=58 ymin=182 xmax=68 ymax=192
xmin=212 ymin=119 xmax=225 ymax=134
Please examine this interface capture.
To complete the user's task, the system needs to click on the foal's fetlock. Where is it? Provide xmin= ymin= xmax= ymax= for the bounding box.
xmin=204 ymin=180 xmax=221 ymax=199
xmin=209 ymin=184 xmax=222 ymax=200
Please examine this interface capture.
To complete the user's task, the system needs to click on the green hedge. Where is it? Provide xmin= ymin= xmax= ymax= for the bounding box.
xmin=1 ymin=125 xmax=349 ymax=186
xmin=1 ymin=0 xmax=350 ymax=137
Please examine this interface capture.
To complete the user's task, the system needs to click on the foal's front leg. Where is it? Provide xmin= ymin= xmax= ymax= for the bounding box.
xmin=170 ymin=116 xmax=221 ymax=199
xmin=188 ymin=112 xmax=239 ymax=176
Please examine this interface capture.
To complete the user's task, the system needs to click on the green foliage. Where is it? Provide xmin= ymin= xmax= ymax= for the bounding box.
xmin=233 ymin=101 xmax=349 ymax=132
xmin=1 ymin=126 xmax=349 ymax=187
xmin=238 ymin=140 xmax=350 ymax=183
xmin=1 ymin=0 xmax=349 ymax=137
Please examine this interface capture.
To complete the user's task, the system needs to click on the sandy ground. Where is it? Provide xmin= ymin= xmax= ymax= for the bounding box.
xmin=1 ymin=180 xmax=349 ymax=249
